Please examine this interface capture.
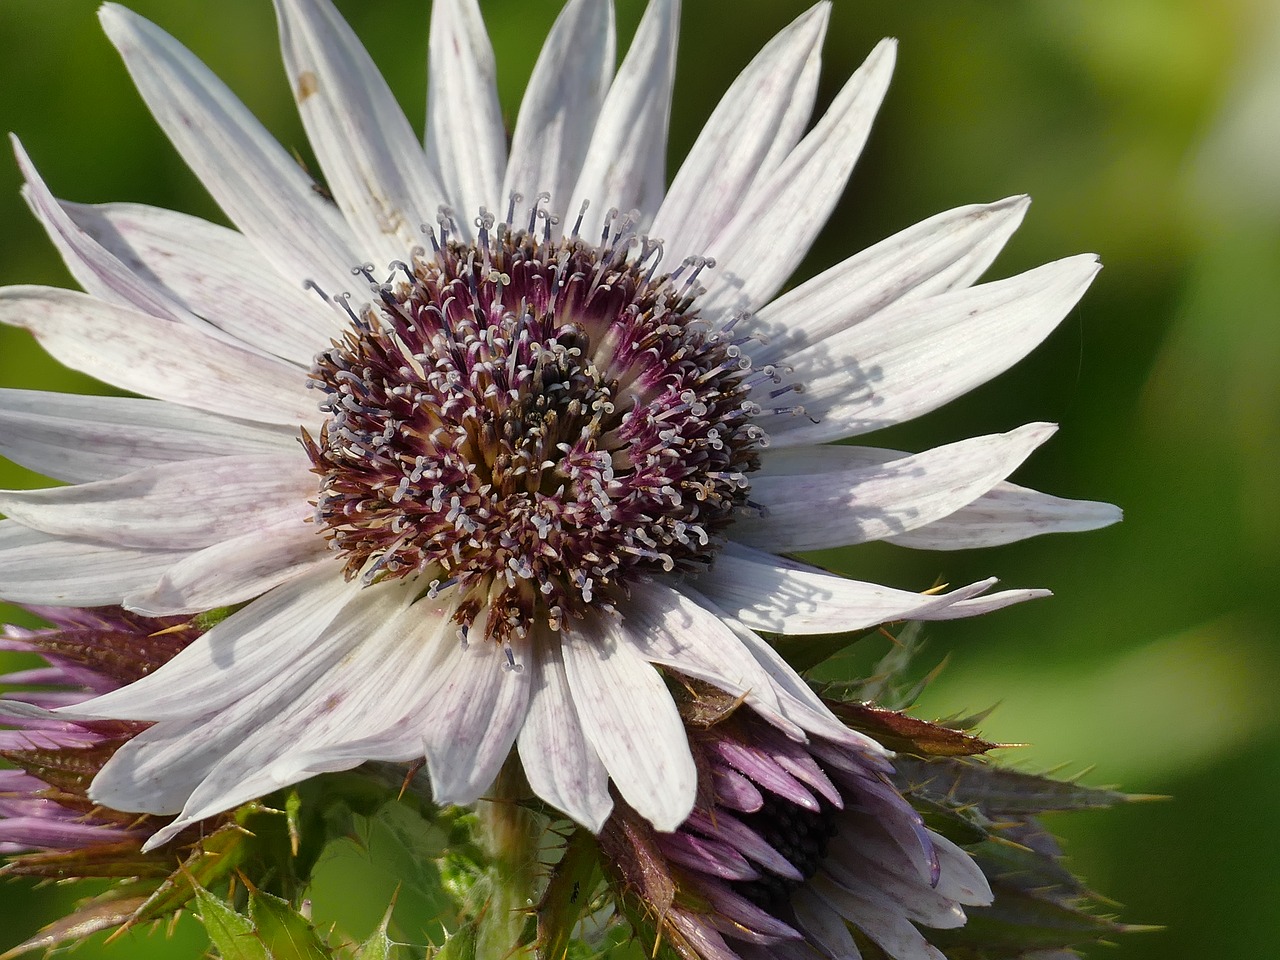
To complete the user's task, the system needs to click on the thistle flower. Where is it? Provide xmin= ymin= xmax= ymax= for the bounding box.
xmin=0 ymin=0 xmax=1118 ymax=849
xmin=0 ymin=606 xmax=197 ymax=869
xmin=599 ymin=697 xmax=990 ymax=960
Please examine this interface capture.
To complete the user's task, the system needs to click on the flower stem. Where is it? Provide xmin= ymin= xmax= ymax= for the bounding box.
xmin=475 ymin=756 xmax=537 ymax=960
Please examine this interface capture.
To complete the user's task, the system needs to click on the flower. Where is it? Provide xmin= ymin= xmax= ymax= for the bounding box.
xmin=0 ymin=606 xmax=198 ymax=867
xmin=0 ymin=0 xmax=1118 ymax=850
xmin=598 ymin=695 xmax=992 ymax=960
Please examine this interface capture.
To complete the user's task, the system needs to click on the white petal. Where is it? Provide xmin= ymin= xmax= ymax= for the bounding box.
xmin=0 ymin=520 xmax=184 ymax=606
xmin=621 ymin=580 xmax=805 ymax=738
xmin=889 ymin=484 xmax=1122 ymax=550
xmin=125 ymin=521 xmax=328 ymax=615
xmin=502 ymin=0 xmax=615 ymax=226
xmin=735 ymin=423 xmax=1057 ymax=552
xmin=824 ymin=864 xmax=965 ymax=932
xmin=930 ymin=831 xmax=993 ymax=906
xmin=0 ymin=388 xmax=294 ymax=484
xmin=0 ymin=699 xmax=57 ymax=724
xmin=649 ymin=5 xmax=829 ymax=263
xmin=251 ymin=596 xmax=460 ymax=773
xmin=915 ymin=588 xmax=1054 ymax=619
xmin=0 ymin=286 xmax=317 ymax=426
xmin=151 ymin=581 xmax=425 ymax=831
xmin=62 ymin=200 xmax=344 ymax=365
xmin=66 ymin=564 xmax=358 ymax=722
xmin=15 ymin=138 xmax=197 ymax=327
xmin=791 ymin=887 xmax=862 ymax=960
xmin=753 ymin=196 xmax=1031 ymax=364
xmin=417 ymin=623 xmax=531 ymax=805
xmin=278 ymin=599 xmax=528 ymax=808
xmin=810 ymin=873 xmax=940 ymax=960
xmin=275 ymin=0 xmax=443 ymax=264
xmin=757 ymin=442 xmax=1121 ymax=549
xmin=767 ymin=255 xmax=1101 ymax=446
xmin=701 ymin=542 xmax=1014 ymax=635
xmin=560 ymin=613 xmax=696 ymax=832
xmin=91 ymin=714 xmax=227 ymax=817
xmin=0 ymin=453 xmax=314 ymax=550
xmin=425 ymin=0 xmax=507 ymax=232
xmin=568 ymin=0 xmax=680 ymax=240
xmin=114 ymin=581 xmax=423 ymax=848
xmin=702 ymin=603 xmax=889 ymax=760
xmin=99 ymin=4 xmax=359 ymax=294
xmin=754 ymin=17 xmax=826 ymax=186
xmin=697 ymin=39 xmax=896 ymax=322
xmin=517 ymin=635 xmax=613 ymax=832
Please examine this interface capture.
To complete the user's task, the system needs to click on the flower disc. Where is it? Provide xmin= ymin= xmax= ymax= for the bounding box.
xmin=305 ymin=215 xmax=763 ymax=644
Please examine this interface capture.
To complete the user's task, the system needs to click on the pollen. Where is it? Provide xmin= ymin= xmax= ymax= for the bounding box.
xmin=304 ymin=205 xmax=765 ymax=644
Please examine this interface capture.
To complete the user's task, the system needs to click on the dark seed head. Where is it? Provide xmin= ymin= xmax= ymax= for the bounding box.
xmin=305 ymin=222 xmax=763 ymax=644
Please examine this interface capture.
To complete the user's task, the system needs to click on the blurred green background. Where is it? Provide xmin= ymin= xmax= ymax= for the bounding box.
xmin=1 ymin=0 xmax=1277 ymax=956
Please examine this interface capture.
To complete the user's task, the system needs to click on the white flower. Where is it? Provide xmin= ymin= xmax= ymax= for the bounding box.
xmin=0 ymin=0 xmax=1118 ymax=850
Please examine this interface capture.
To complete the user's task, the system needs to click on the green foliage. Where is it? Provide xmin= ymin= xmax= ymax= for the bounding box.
xmin=892 ymin=756 xmax=1154 ymax=959
xmin=248 ymin=891 xmax=332 ymax=960
xmin=537 ymin=828 xmax=603 ymax=960
xmin=349 ymin=906 xmax=399 ymax=960
xmin=192 ymin=884 xmax=272 ymax=960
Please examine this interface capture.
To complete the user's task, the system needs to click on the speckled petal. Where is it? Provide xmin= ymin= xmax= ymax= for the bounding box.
xmin=502 ymin=0 xmax=615 ymax=226
xmin=568 ymin=0 xmax=679 ymax=239
xmin=0 ymin=388 xmax=293 ymax=484
xmin=561 ymin=612 xmax=696 ymax=832
xmin=275 ymin=0 xmax=443 ymax=262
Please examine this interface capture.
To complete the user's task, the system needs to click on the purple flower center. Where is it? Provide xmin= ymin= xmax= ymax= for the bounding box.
xmin=731 ymin=791 xmax=839 ymax=911
xmin=305 ymin=215 xmax=763 ymax=644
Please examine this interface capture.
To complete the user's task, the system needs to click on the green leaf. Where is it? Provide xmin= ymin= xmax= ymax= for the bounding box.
xmin=910 ymin=794 xmax=991 ymax=846
xmin=894 ymin=756 xmax=1145 ymax=816
xmin=830 ymin=700 xmax=1002 ymax=757
xmin=773 ymin=627 xmax=878 ymax=674
xmin=537 ymin=829 xmax=602 ymax=960
xmin=830 ymin=621 xmax=936 ymax=709
xmin=192 ymin=883 xmax=271 ymax=960
xmin=350 ymin=903 xmax=399 ymax=960
xmin=433 ymin=921 xmax=477 ymax=960
xmin=286 ymin=789 xmax=305 ymax=857
xmin=130 ymin=822 xmax=252 ymax=927
xmin=930 ymin=885 xmax=1132 ymax=953
xmin=972 ymin=824 xmax=1088 ymax=896
xmin=249 ymin=890 xmax=332 ymax=960
xmin=192 ymin=604 xmax=243 ymax=632
xmin=306 ymin=800 xmax=463 ymax=950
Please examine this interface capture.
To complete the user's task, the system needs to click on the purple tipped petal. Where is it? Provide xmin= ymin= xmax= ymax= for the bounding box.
xmin=710 ymin=736 xmax=821 ymax=812
xmin=686 ymin=808 xmax=804 ymax=882
xmin=713 ymin=765 xmax=765 ymax=814
xmin=656 ymin=830 xmax=761 ymax=882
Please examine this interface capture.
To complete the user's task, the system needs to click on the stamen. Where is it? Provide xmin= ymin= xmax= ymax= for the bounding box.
xmin=305 ymin=208 xmax=769 ymax=645
xmin=572 ymin=199 xmax=589 ymax=238
xmin=334 ymin=292 xmax=363 ymax=327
